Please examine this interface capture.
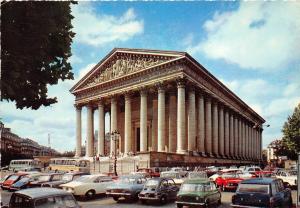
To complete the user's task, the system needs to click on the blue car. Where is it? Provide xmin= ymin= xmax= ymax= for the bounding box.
xmin=231 ymin=178 xmax=292 ymax=208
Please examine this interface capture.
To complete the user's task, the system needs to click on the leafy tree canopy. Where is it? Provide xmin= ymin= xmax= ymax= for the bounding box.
xmin=1 ymin=1 xmax=75 ymax=109
xmin=281 ymin=103 xmax=300 ymax=160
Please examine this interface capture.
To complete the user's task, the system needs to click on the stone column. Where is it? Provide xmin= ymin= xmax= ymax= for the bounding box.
xmin=205 ymin=97 xmax=212 ymax=155
xmin=188 ymin=89 xmax=196 ymax=152
xmin=151 ymin=99 xmax=158 ymax=151
xmin=234 ymin=116 xmax=239 ymax=158
xmin=110 ymin=97 xmax=117 ymax=155
xmin=238 ymin=118 xmax=242 ymax=158
xmin=254 ymin=129 xmax=258 ymax=160
xmin=75 ymin=105 xmax=82 ymax=157
xmin=250 ymin=126 xmax=253 ymax=159
xmin=243 ymin=121 xmax=246 ymax=159
xmin=246 ymin=124 xmax=250 ymax=159
xmin=86 ymin=105 xmax=94 ymax=157
xmin=168 ymin=92 xmax=177 ymax=153
xmin=124 ymin=94 xmax=132 ymax=154
xmin=98 ymin=102 xmax=105 ymax=156
xmin=219 ymin=105 xmax=224 ymax=157
xmin=224 ymin=109 xmax=229 ymax=157
xmin=212 ymin=101 xmax=219 ymax=156
xmin=177 ymin=81 xmax=186 ymax=154
xmin=259 ymin=129 xmax=262 ymax=160
xmin=229 ymin=113 xmax=234 ymax=158
xmin=197 ymin=94 xmax=205 ymax=154
xmin=158 ymin=87 xmax=166 ymax=152
xmin=140 ymin=90 xmax=148 ymax=152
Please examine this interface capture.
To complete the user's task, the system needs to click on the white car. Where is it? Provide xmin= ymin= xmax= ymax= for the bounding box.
xmin=60 ymin=174 xmax=113 ymax=199
xmin=209 ymin=169 xmax=241 ymax=181
xmin=276 ymin=170 xmax=297 ymax=187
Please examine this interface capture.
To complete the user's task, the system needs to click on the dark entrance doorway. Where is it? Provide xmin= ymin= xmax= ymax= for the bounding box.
xmin=136 ymin=127 xmax=140 ymax=152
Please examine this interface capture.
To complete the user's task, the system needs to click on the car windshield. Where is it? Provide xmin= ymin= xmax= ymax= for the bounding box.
xmin=38 ymin=175 xmax=51 ymax=182
xmin=222 ymin=173 xmax=238 ymax=178
xmin=118 ymin=177 xmax=137 ymax=184
xmin=62 ymin=174 xmax=73 ymax=181
xmin=7 ymin=175 xmax=19 ymax=181
xmin=161 ymin=173 xmax=179 ymax=179
xmin=35 ymin=195 xmax=77 ymax=208
xmin=17 ymin=177 xmax=30 ymax=183
xmin=145 ymin=180 xmax=159 ymax=188
xmin=74 ymin=175 xmax=91 ymax=182
xmin=181 ymin=183 xmax=210 ymax=192
xmin=237 ymin=184 xmax=269 ymax=194
xmin=188 ymin=172 xmax=207 ymax=179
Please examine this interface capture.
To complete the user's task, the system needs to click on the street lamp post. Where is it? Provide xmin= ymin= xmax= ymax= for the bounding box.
xmin=107 ymin=130 xmax=120 ymax=176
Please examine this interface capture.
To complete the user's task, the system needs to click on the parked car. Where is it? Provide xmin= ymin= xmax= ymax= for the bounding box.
xmin=139 ymin=177 xmax=179 ymax=204
xmin=176 ymin=178 xmax=221 ymax=208
xmin=215 ymin=172 xmax=243 ymax=191
xmin=137 ymin=168 xmax=160 ymax=177
xmin=41 ymin=172 xmax=89 ymax=188
xmin=0 ymin=174 xmax=13 ymax=187
xmin=1 ymin=173 xmax=29 ymax=190
xmin=160 ymin=171 xmax=185 ymax=185
xmin=209 ymin=169 xmax=242 ymax=182
xmin=2 ymin=187 xmax=80 ymax=208
xmin=106 ymin=175 xmax=147 ymax=201
xmin=28 ymin=173 xmax=64 ymax=187
xmin=10 ymin=172 xmax=43 ymax=191
xmin=231 ymin=178 xmax=292 ymax=207
xmin=276 ymin=170 xmax=297 ymax=188
xmin=60 ymin=174 xmax=113 ymax=199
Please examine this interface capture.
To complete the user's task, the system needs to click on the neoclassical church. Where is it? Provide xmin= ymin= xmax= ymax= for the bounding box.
xmin=70 ymin=48 xmax=265 ymax=166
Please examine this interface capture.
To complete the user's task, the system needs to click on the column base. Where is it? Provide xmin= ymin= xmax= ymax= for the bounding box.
xmin=176 ymin=150 xmax=187 ymax=154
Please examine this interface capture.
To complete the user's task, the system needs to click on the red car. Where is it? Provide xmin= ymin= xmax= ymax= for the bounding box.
xmin=215 ymin=173 xmax=244 ymax=191
xmin=137 ymin=168 xmax=160 ymax=177
xmin=1 ymin=173 xmax=28 ymax=190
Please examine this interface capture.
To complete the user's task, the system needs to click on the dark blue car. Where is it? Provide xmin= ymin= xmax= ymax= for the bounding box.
xmin=231 ymin=178 xmax=292 ymax=208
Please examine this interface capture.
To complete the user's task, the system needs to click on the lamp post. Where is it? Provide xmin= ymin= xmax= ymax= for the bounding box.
xmin=107 ymin=130 xmax=120 ymax=176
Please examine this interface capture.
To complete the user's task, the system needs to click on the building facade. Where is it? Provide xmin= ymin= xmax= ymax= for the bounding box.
xmin=71 ymin=48 xmax=265 ymax=165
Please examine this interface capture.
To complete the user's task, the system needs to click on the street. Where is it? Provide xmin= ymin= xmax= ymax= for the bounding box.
xmin=0 ymin=189 xmax=297 ymax=208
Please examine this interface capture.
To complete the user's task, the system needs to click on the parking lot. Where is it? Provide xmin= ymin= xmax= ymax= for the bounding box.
xmin=1 ymin=187 xmax=297 ymax=208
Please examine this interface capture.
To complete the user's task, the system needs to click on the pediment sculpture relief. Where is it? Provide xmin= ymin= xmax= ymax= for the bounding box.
xmin=84 ymin=56 xmax=170 ymax=88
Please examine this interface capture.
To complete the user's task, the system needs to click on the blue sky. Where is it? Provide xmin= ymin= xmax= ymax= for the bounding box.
xmin=1 ymin=1 xmax=299 ymax=152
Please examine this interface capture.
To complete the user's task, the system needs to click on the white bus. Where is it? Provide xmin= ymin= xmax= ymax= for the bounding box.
xmin=9 ymin=159 xmax=42 ymax=172
xmin=48 ymin=158 xmax=90 ymax=173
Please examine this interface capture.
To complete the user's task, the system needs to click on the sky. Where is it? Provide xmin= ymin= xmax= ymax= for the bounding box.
xmin=1 ymin=1 xmax=300 ymax=152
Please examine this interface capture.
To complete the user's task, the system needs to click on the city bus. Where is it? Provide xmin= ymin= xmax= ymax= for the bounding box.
xmin=48 ymin=158 xmax=90 ymax=173
xmin=9 ymin=159 xmax=42 ymax=172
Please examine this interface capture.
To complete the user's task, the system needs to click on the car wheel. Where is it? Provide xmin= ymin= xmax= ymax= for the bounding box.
xmin=85 ymin=190 xmax=95 ymax=199
xmin=177 ymin=204 xmax=183 ymax=208
xmin=112 ymin=196 xmax=119 ymax=201
xmin=204 ymin=199 xmax=210 ymax=208
xmin=160 ymin=195 xmax=167 ymax=204
xmin=140 ymin=199 xmax=147 ymax=204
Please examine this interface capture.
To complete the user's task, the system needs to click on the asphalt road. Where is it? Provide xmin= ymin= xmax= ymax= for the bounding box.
xmin=1 ymin=190 xmax=298 ymax=208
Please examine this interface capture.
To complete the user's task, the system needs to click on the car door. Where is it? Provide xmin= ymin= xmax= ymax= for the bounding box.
xmin=277 ymin=179 xmax=291 ymax=206
xmin=209 ymin=182 xmax=220 ymax=204
xmin=167 ymin=179 xmax=178 ymax=200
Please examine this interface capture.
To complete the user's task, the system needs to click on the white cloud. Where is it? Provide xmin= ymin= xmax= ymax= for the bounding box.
xmin=188 ymin=2 xmax=300 ymax=71
xmin=72 ymin=4 xmax=144 ymax=47
xmin=77 ymin=63 xmax=97 ymax=80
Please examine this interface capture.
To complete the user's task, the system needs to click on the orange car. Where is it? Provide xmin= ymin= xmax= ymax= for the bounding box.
xmin=1 ymin=173 xmax=28 ymax=190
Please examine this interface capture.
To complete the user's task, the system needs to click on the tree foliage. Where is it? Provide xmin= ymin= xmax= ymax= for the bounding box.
xmin=281 ymin=103 xmax=300 ymax=160
xmin=1 ymin=1 xmax=75 ymax=109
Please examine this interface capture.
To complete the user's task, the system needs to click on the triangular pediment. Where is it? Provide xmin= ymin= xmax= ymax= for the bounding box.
xmin=71 ymin=48 xmax=185 ymax=93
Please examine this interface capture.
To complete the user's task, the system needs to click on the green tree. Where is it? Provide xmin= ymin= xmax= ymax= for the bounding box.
xmin=1 ymin=1 xmax=75 ymax=109
xmin=281 ymin=103 xmax=300 ymax=160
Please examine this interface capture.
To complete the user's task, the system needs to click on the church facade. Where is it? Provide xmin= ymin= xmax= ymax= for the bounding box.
xmin=70 ymin=48 xmax=265 ymax=166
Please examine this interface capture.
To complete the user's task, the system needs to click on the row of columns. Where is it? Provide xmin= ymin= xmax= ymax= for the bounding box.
xmin=75 ymin=82 xmax=263 ymax=160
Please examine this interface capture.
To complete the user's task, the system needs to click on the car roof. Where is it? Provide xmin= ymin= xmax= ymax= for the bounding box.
xmin=241 ymin=178 xmax=277 ymax=184
xmin=14 ymin=188 xmax=71 ymax=199
xmin=184 ymin=179 xmax=211 ymax=184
